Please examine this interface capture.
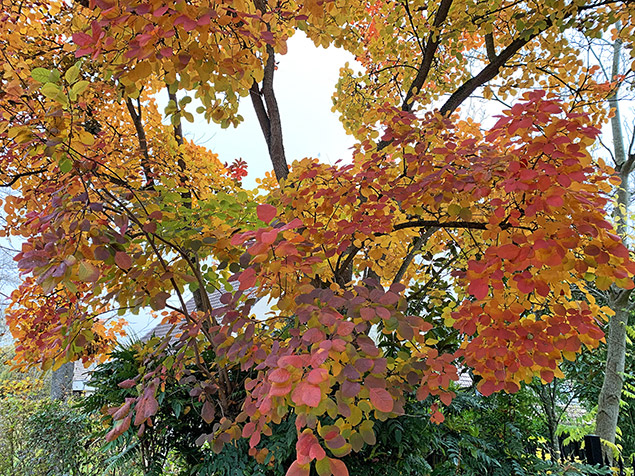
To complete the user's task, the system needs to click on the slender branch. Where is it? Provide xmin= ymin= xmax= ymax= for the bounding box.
xmin=402 ymin=0 xmax=454 ymax=112
xmin=393 ymin=219 xmax=520 ymax=231
xmin=392 ymin=227 xmax=437 ymax=285
xmin=0 ymin=168 xmax=47 ymax=187
xmin=400 ymin=0 xmax=425 ymax=55
xmin=484 ymin=33 xmax=496 ymax=62
xmin=125 ymin=98 xmax=153 ymax=186
xmin=439 ymin=23 xmax=549 ymax=116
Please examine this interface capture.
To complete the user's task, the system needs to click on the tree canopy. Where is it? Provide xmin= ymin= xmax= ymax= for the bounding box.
xmin=2 ymin=0 xmax=635 ymax=475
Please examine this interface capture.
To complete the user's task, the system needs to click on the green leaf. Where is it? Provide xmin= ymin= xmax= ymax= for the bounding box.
xmin=31 ymin=68 xmax=51 ymax=83
xmin=41 ymin=82 xmax=61 ymax=99
xmin=447 ymin=203 xmax=461 ymax=217
xmin=71 ymin=80 xmax=89 ymax=96
xmin=59 ymin=156 xmax=73 ymax=173
xmin=65 ymin=65 xmax=80 ymax=84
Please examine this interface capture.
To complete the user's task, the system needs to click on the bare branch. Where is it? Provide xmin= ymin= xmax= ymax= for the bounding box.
xmin=484 ymin=33 xmax=496 ymax=62
xmin=125 ymin=97 xmax=153 ymax=186
xmin=402 ymin=0 xmax=454 ymax=112
xmin=392 ymin=227 xmax=437 ymax=285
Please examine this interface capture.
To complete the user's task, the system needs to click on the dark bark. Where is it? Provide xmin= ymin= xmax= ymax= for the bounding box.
xmin=250 ymin=0 xmax=288 ymax=183
xmin=401 ymin=0 xmax=454 ymax=112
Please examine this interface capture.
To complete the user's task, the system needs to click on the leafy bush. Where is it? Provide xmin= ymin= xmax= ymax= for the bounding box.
xmin=0 ymin=396 xmax=107 ymax=476
xmin=80 ymin=343 xmax=221 ymax=475
xmin=342 ymin=389 xmax=612 ymax=476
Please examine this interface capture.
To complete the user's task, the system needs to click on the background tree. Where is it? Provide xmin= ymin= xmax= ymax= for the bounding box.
xmin=594 ymin=28 xmax=635 ymax=452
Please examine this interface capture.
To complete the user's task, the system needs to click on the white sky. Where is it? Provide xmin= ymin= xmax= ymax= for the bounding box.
xmin=176 ymin=33 xmax=359 ymax=189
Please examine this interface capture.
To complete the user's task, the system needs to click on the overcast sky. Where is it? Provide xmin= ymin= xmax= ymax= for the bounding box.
xmin=167 ymin=33 xmax=359 ymax=189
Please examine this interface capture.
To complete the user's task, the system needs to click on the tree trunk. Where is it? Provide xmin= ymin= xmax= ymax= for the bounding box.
xmin=537 ymin=383 xmax=561 ymax=461
xmin=596 ymin=296 xmax=630 ymax=450
xmin=50 ymin=361 xmax=74 ymax=400
xmin=595 ymin=31 xmax=634 ymax=458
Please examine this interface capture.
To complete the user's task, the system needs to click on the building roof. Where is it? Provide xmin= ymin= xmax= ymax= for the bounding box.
xmin=141 ymin=282 xmax=257 ymax=342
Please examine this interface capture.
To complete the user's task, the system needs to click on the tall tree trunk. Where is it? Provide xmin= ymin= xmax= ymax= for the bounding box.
xmin=537 ymin=382 xmax=561 ymax=461
xmin=595 ymin=33 xmax=634 ymax=457
xmin=50 ymin=361 xmax=74 ymax=400
xmin=596 ymin=296 xmax=630 ymax=449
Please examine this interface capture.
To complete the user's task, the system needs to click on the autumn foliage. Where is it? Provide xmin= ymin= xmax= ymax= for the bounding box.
xmin=2 ymin=0 xmax=635 ymax=475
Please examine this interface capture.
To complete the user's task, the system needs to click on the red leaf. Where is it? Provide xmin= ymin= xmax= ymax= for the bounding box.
xmin=328 ymin=458 xmax=349 ymax=476
xmin=468 ymin=278 xmax=488 ymax=300
xmin=257 ymin=204 xmax=277 ymax=223
xmin=545 ymin=195 xmax=564 ymax=207
xmin=280 ymin=218 xmax=303 ymax=231
xmin=270 ymin=382 xmax=293 ymax=396
xmin=114 ymin=251 xmax=132 ymax=270
xmin=286 ymin=461 xmax=310 ymax=476
xmin=261 ymin=229 xmax=278 ymax=244
xmin=360 ymin=307 xmax=375 ymax=320
xmin=238 ymin=267 xmax=257 ymax=290
xmin=118 ymin=379 xmax=136 ymax=389
xmin=497 ymin=244 xmax=519 ymax=260
xmin=201 ymin=400 xmax=215 ymax=424
xmin=307 ymin=368 xmax=328 ymax=385
xmin=105 ymin=415 xmax=131 ymax=442
xmin=336 ymin=321 xmax=355 ymax=336
xmin=479 ymin=380 xmax=496 ymax=397
xmin=269 ymin=368 xmax=291 ymax=383
xmin=439 ymin=392 xmax=454 ymax=406
xmin=298 ymin=383 xmax=322 ymax=407
xmin=72 ymin=32 xmax=93 ymax=47
xmin=430 ymin=410 xmax=445 ymax=424
xmin=369 ymin=387 xmax=393 ymax=412
xmin=309 ymin=443 xmax=326 ymax=461
xmin=516 ymin=278 xmax=534 ymax=294
xmin=133 ymin=393 xmax=159 ymax=425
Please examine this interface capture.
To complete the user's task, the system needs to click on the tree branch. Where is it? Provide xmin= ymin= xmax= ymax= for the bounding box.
xmin=402 ymin=0 xmax=454 ymax=112
xmin=439 ymin=24 xmax=549 ymax=116
xmin=392 ymin=227 xmax=437 ymax=285
xmin=393 ymin=219 xmax=519 ymax=231
xmin=250 ymin=0 xmax=289 ymax=183
xmin=249 ymin=81 xmax=271 ymax=149
xmin=0 ymin=168 xmax=47 ymax=187
xmin=484 ymin=33 xmax=496 ymax=62
xmin=261 ymin=45 xmax=288 ymax=182
xmin=125 ymin=97 xmax=153 ymax=186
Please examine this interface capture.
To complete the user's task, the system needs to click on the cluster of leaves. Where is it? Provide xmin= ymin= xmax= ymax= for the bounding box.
xmin=80 ymin=340 xmax=302 ymax=476
xmin=2 ymin=0 xmax=635 ymax=475
xmin=80 ymin=343 xmax=217 ymax=475
xmin=82 ymin=339 xmax=615 ymax=476
xmin=344 ymin=388 xmax=614 ymax=476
